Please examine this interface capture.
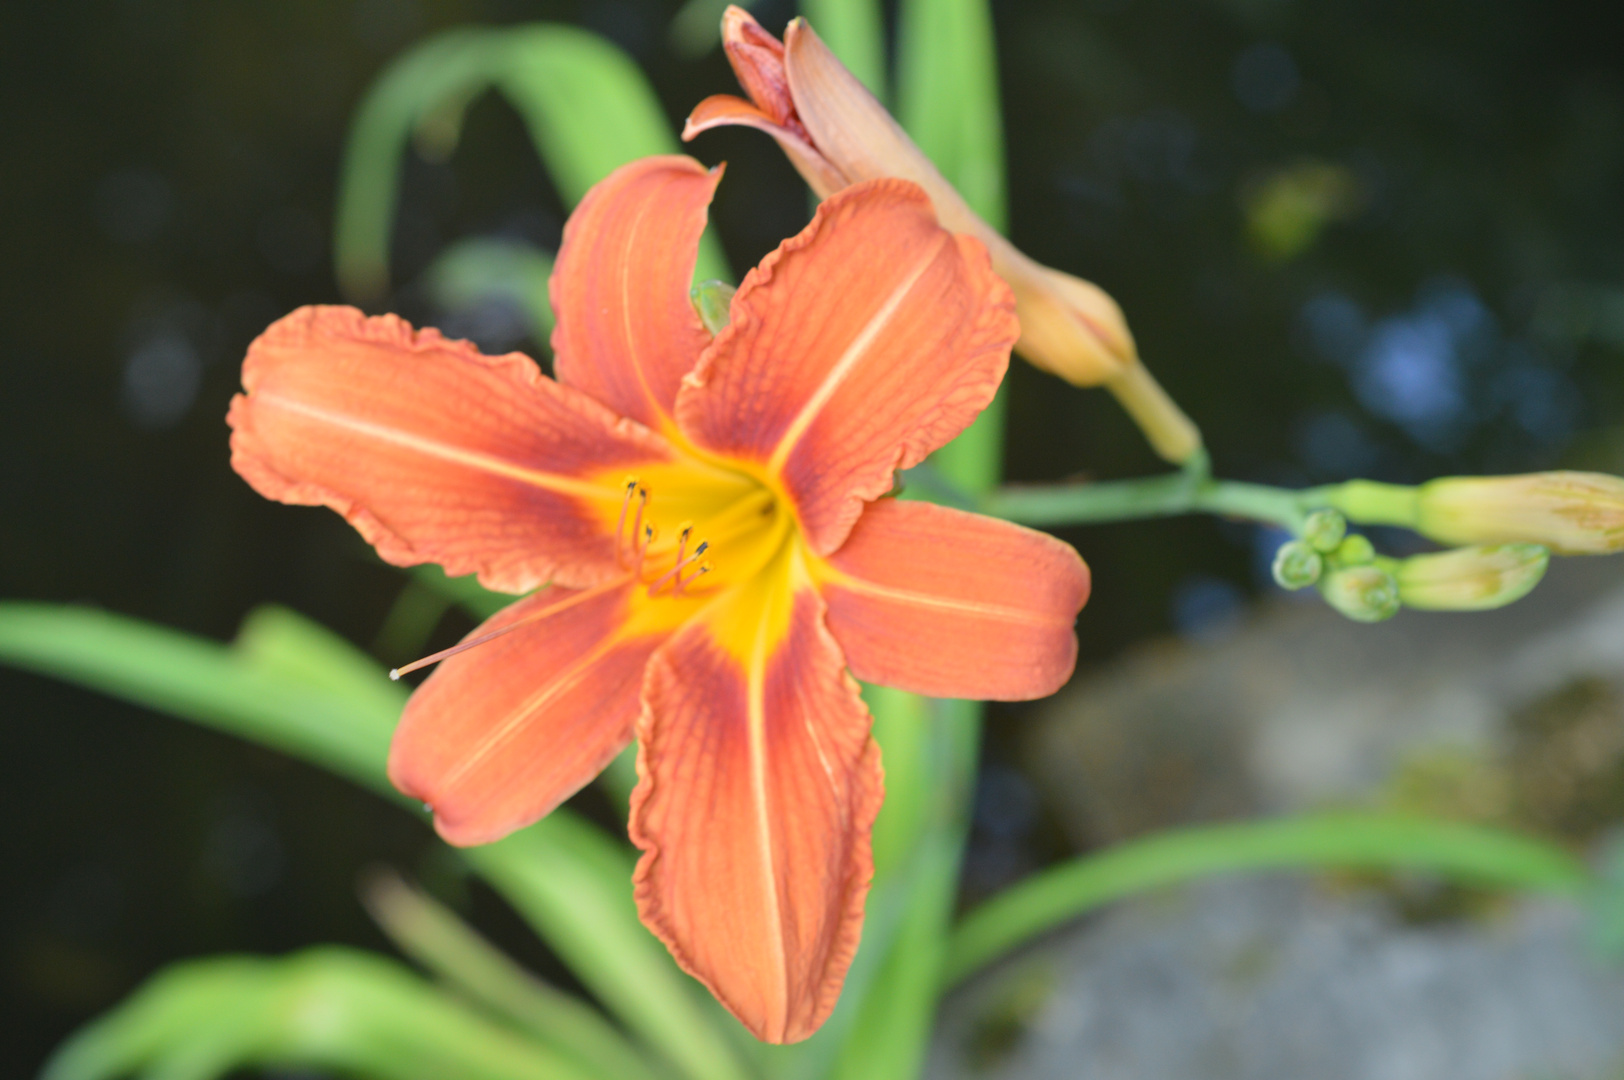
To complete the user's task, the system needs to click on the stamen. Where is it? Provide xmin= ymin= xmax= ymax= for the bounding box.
xmin=613 ymin=479 xmax=639 ymax=566
xmin=631 ymin=487 xmax=648 ymax=551
xmin=675 ymin=557 xmax=711 ymax=596
xmin=648 ymin=536 xmax=712 ymax=596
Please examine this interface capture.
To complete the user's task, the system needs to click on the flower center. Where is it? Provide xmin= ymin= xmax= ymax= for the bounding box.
xmin=388 ymin=459 xmax=790 ymax=681
xmin=614 ymin=472 xmax=788 ymax=600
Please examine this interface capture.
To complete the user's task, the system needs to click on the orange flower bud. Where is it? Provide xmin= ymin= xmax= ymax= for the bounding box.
xmin=687 ymin=7 xmax=1203 ymax=463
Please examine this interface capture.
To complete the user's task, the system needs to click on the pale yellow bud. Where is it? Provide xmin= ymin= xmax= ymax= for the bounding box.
xmin=1415 ymin=472 xmax=1624 ymax=555
xmin=1394 ymin=544 xmax=1549 ymax=611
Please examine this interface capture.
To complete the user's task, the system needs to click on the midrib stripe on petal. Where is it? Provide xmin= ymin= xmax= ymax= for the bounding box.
xmin=764 ymin=235 xmax=947 ymax=476
xmin=617 ymin=192 xmax=667 ymax=426
xmin=823 ymin=570 xmax=1074 ymax=628
xmin=259 ymin=393 xmax=622 ymax=500
xmin=746 ymin=592 xmax=790 ymax=1037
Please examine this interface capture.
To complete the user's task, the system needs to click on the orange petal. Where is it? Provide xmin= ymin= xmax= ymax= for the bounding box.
xmin=388 ymin=579 xmax=667 ymax=846
xmin=719 ymin=5 xmax=803 ymax=136
xmin=228 ymin=305 xmax=674 ymax=593
xmin=675 ymin=180 xmax=1017 ymax=554
xmin=683 ymin=94 xmax=847 ymax=199
xmin=819 ymin=500 xmax=1088 ymax=700
xmin=630 ymin=576 xmax=882 ymax=1043
xmin=782 ymin=17 xmax=956 ymax=206
xmin=550 ymin=156 xmax=721 ymax=434
xmin=782 ymin=17 xmax=1142 ymax=389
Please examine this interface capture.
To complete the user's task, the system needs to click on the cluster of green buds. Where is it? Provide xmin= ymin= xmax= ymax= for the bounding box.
xmin=1272 ymin=510 xmax=1394 ymax=622
xmin=1272 ymin=507 xmax=1550 ymax=623
xmin=1269 ymin=469 xmax=1624 ymax=622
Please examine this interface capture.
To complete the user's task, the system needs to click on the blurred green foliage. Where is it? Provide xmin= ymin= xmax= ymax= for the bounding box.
xmin=6 ymin=0 xmax=1624 ymax=1073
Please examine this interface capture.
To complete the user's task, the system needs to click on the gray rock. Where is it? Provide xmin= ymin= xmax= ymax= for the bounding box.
xmin=929 ymin=876 xmax=1624 ymax=1080
xmin=1024 ymin=556 xmax=1624 ymax=846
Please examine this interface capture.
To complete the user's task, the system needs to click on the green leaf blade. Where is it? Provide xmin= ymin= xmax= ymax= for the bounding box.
xmin=334 ymin=23 xmax=731 ymax=303
xmin=944 ymin=813 xmax=1591 ymax=988
xmin=363 ymin=870 xmax=667 ymax=1080
xmin=896 ymin=0 xmax=1005 ymax=231
xmin=42 ymin=949 xmax=602 ymax=1080
xmin=0 ymin=603 xmax=401 ymax=796
xmin=802 ymin=0 xmax=888 ymax=103
xmin=467 ymin=818 xmax=755 ymax=1080
xmin=334 ymin=29 xmax=505 ymax=300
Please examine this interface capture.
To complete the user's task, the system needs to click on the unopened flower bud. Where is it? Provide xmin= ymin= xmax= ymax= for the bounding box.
xmin=684 ymin=7 xmax=1206 ymax=465
xmin=1333 ymin=533 xmax=1376 ymax=566
xmin=690 ymin=279 xmax=736 ymax=336
xmin=1395 ymin=543 xmax=1549 ymax=611
xmin=1272 ymin=540 xmax=1323 ymax=590
xmin=1301 ymin=508 xmax=1347 ymax=553
xmin=1413 ymin=472 xmax=1624 ymax=556
xmin=1319 ymin=564 xmax=1401 ymax=622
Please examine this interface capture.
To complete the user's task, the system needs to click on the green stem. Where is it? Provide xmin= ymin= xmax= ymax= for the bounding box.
xmin=984 ymin=473 xmax=1314 ymax=532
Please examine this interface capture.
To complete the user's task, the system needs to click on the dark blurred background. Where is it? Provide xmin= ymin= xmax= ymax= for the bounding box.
xmin=5 ymin=0 xmax=1624 ymax=1068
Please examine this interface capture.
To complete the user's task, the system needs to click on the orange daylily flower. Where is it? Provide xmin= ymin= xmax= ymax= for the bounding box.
xmin=685 ymin=7 xmax=1203 ymax=465
xmin=227 ymin=156 xmax=1088 ymax=1043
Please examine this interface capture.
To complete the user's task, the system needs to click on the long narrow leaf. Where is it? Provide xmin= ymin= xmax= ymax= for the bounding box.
xmin=334 ymin=29 xmax=506 ymax=300
xmin=362 ymin=870 xmax=666 ymax=1080
xmin=802 ymin=0 xmax=888 ymax=103
xmin=824 ymin=700 xmax=979 ymax=1080
xmin=466 ymin=821 xmax=755 ymax=1080
xmin=335 ymin=24 xmax=729 ymax=302
xmin=896 ymin=0 xmax=1008 ymax=496
xmin=0 ymin=602 xmax=750 ymax=1080
xmin=895 ymin=0 xmax=1004 ymax=231
xmin=42 ymin=949 xmax=598 ymax=1080
xmin=943 ymin=813 xmax=1592 ymax=988
xmin=0 ymin=603 xmax=400 ymax=795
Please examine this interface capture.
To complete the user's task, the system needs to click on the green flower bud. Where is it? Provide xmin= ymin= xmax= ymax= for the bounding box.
xmin=1413 ymin=471 xmax=1624 ymax=555
xmin=1272 ymin=540 xmax=1323 ymax=590
xmin=1319 ymin=564 xmax=1400 ymax=622
xmin=690 ymin=279 xmax=736 ymax=336
xmin=1301 ymin=508 xmax=1347 ymax=552
xmin=1333 ymin=533 xmax=1376 ymax=566
xmin=1395 ymin=543 xmax=1549 ymax=611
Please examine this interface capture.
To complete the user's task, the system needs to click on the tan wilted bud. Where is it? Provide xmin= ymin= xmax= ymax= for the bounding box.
xmin=1394 ymin=544 xmax=1549 ymax=611
xmin=1415 ymin=472 xmax=1624 ymax=555
xmin=685 ymin=7 xmax=1202 ymax=464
